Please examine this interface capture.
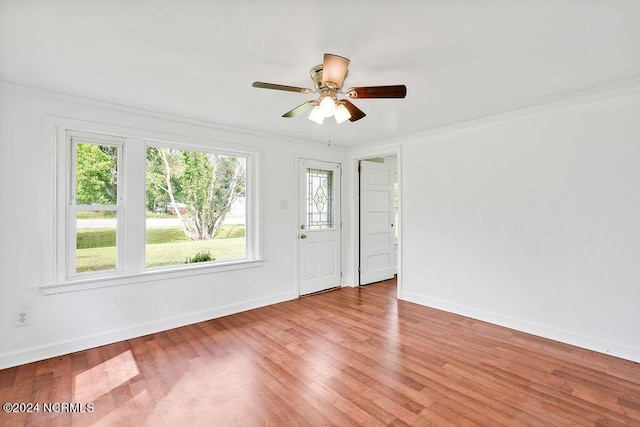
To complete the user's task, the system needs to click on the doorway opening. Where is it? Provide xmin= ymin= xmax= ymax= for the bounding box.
xmin=358 ymin=154 xmax=399 ymax=288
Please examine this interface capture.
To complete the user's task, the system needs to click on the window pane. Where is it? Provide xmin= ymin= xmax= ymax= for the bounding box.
xmin=76 ymin=210 xmax=117 ymax=273
xmin=75 ymin=142 xmax=118 ymax=205
xmin=394 ymin=182 xmax=399 ymax=241
xmin=145 ymin=146 xmax=246 ymax=267
xmin=307 ymin=168 xmax=333 ymax=230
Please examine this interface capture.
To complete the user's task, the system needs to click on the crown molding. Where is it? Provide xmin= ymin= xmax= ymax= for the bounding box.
xmin=0 ymin=79 xmax=348 ymax=151
xmin=355 ymin=78 xmax=640 ymax=150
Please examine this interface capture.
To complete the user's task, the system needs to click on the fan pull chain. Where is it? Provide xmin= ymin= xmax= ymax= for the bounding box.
xmin=327 ymin=122 xmax=331 ymax=147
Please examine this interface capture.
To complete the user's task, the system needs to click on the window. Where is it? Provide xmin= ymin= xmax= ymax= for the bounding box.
xmin=50 ymin=122 xmax=260 ymax=292
xmin=394 ymin=180 xmax=399 ymax=241
xmin=306 ymin=168 xmax=334 ymax=230
xmin=145 ymin=145 xmax=247 ymax=268
xmin=69 ymin=133 xmax=124 ymax=276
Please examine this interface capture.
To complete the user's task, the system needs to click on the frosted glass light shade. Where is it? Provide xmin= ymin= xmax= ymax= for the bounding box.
xmin=319 ymin=96 xmax=336 ymax=117
xmin=308 ymin=106 xmax=325 ymax=124
xmin=334 ymin=104 xmax=351 ymax=124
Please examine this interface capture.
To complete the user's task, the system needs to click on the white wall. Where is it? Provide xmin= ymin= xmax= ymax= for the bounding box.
xmin=398 ymin=87 xmax=640 ymax=362
xmin=0 ymin=82 xmax=348 ymax=369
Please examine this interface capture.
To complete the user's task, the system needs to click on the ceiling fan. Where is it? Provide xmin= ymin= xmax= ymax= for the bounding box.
xmin=252 ymin=53 xmax=407 ymax=125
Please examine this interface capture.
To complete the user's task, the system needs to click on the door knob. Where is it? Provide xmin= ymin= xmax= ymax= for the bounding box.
xmin=300 ymin=233 xmax=307 ymax=239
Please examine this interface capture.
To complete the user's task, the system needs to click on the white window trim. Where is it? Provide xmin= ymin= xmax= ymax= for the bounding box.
xmin=40 ymin=259 xmax=265 ymax=295
xmin=42 ymin=117 xmax=263 ymax=295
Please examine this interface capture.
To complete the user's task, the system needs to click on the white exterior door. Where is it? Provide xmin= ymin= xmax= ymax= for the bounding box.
xmin=298 ymin=159 xmax=341 ymax=295
xmin=359 ymin=159 xmax=395 ymax=285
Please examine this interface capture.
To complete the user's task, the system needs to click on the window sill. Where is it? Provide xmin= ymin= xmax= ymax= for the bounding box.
xmin=40 ymin=259 xmax=265 ymax=295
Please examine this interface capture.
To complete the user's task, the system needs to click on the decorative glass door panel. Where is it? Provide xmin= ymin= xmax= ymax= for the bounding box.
xmin=307 ymin=168 xmax=333 ymax=230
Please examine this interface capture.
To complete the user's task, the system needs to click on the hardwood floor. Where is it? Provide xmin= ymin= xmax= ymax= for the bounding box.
xmin=1 ymin=278 xmax=639 ymax=426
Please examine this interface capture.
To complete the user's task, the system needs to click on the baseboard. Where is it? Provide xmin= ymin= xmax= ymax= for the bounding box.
xmin=401 ymin=290 xmax=640 ymax=364
xmin=0 ymin=290 xmax=298 ymax=370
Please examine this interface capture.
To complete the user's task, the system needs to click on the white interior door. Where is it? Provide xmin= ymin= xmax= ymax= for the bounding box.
xmin=359 ymin=159 xmax=395 ymax=285
xmin=298 ymin=159 xmax=341 ymax=295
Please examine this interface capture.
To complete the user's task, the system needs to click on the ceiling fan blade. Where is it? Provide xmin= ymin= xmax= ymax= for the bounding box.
xmin=322 ymin=53 xmax=350 ymax=89
xmin=341 ymin=99 xmax=366 ymax=122
xmin=346 ymin=85 xmax=407 ymax=99
xmin=252 ymin=81 xmax=314 ymax=94
xmin=282 ymin=100 xmax=316 ymax=118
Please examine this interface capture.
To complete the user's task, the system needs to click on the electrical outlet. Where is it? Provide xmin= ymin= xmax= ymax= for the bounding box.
xmin=15 ymin=307 xmax=31 ymax=327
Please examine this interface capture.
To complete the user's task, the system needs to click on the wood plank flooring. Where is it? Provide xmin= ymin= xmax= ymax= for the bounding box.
xmin=1 ymin=278 xmax=639 ymax=426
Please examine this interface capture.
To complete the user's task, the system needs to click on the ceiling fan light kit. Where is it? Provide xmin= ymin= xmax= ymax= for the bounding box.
xmin=334 ymin=103 xmax=351 ymax=124
xmin=308 ymin=105 xmax=325 ymax=124
xmin=252 ymin=53 xmax=406 ymax=125
xmin=319 ymin=94 xmax=337 ymax=117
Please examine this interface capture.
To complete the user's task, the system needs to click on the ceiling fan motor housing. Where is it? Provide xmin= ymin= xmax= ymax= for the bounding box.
xmin=310 ymin=64 xmax=347 ymax=92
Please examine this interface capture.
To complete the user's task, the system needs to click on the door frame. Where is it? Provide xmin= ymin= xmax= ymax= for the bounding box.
xmin=348 ymin=146 xmax=402 ymax=299
xmin=359 ymin=157 xmax=397 ymax=285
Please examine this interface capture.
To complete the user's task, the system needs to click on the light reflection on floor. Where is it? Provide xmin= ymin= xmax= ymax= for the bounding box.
xmin=141 ymin=356 xmax=260 ymax=426
xmin=74 ymin=349 xmax=140 ymax=403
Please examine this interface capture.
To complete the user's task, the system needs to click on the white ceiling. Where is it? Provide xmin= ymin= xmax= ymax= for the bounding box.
xmin=1 ymin=1 xmax=639 ymax=147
